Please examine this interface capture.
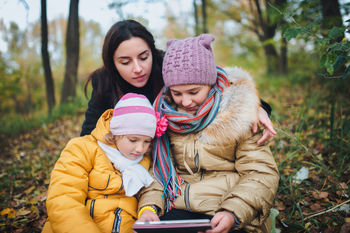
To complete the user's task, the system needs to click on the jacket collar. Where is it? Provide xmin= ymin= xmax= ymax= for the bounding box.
xmin=198 ymin=67 xmax=260 ymax=144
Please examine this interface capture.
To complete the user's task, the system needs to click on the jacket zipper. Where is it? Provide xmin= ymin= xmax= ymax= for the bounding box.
xmin=184 ymin=183 xmax=191 ymax=211
xmin=90 ymin=199 xmax=95 ymax=218
xmin=194 ymin=139 xmax=200 ymax=173
xmin=112 ymin=208 xmax=122 ymax=233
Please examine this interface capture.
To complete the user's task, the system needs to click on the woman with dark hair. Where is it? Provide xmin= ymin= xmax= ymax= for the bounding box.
xmin=81 ymin=20 xmax=164 ymax=136
xmin=80 ymin=19 xmax=276 ymax=144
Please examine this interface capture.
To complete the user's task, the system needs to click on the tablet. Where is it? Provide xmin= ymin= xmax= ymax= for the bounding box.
xmin=133 ymin=219 xmax=212 ymax=233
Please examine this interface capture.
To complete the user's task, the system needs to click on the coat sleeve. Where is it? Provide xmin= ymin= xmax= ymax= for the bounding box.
xmin=260 ymin=99 xmax=272 ymax=116
xmin=137 ymin=167 xmax=166 ymax=216
xmin=46 ymin=138 xmax=102 ymax=233
xmin=220 ymin=132 xmax=279 ymax=227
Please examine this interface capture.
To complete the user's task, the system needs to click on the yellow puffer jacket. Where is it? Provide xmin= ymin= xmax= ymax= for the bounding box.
xmin=138 ymin=67 xmax=279 ymax=233
xmin=42 ymin=110 xmax=151 ymax=233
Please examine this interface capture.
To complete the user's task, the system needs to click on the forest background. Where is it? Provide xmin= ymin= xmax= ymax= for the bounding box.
xmin=0 ymin=0 xmax=349 ymax=232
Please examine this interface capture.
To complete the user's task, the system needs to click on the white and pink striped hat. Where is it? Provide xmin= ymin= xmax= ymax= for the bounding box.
xmin=110 ymin=93 xmax=157 ymax=138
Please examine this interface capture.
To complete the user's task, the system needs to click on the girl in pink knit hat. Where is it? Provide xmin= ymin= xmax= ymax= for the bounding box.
xmin=43 ymin=93 xmax=167 ymax=233
xmin=137 ymin=34 xmax=279 ymax=233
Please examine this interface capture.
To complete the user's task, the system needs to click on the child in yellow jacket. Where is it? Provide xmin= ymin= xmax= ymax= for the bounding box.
xmin=42 ymin=93 xmax=167 ymax=233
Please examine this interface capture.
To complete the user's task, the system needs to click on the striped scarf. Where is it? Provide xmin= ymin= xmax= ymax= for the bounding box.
xmin=153 ymin=67 xmax=230 ymax=209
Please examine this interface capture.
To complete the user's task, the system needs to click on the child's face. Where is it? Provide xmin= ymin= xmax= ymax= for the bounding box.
xmin=169 ymin=84 xmax=212 ymax=115
xmin=114 ymin=134 xmax=152 ymax=160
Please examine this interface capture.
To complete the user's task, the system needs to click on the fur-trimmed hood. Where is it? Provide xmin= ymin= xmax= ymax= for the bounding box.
xmin=200 ymin=66 xmax=259 ymax=144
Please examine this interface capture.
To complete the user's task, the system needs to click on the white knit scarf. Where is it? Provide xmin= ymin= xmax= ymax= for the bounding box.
xmin=97 ymin=141 xmax=154 ymax=196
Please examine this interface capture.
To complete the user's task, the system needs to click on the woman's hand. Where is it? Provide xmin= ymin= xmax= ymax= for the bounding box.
xmin=137 ymin=209 xmax=160 ymax=222
xmin=202 ymin=211 xmax=235 ymax=233
xmin=252 ymin=106 xmax=277 ymax=145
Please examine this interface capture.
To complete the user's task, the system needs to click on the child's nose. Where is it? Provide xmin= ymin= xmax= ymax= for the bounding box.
xmin=135 ymin=143 xmax=144 ymax=153
xmin=182 ymin=96 xmax=192 ymax=107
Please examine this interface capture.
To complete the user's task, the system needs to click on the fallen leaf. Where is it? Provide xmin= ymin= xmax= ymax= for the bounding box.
xmin=275 ymin=201 xmax=286 ymax=211
xmin=336 ymin=182 xmax=349 ymax=197
xmin=32 ymin=192 xmax=47 ymax=202
xmin=17 ymin=208 xmax=31 ymax=216
xmin=305 ymin=222 xmax=311 ymax=229
xmin=319 ymin=192 xmax=329 ymax=199
xmin=310 ymin=203 xmax=322 ymax=211
xmin=340 ymin=222 xmax=350 ymax=233
xmin=312 ymin=191 xmax=329 ymax=199
xmin=1 ymin=208 xmax=16 ymax=218
xmin=24 ymin=186 xmax=35 ymax=195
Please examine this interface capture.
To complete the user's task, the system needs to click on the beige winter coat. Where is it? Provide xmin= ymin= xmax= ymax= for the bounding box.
xmin=138 ymin=67 xmax=279 ymax=232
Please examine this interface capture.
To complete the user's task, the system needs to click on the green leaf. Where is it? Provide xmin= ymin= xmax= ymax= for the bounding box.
xmin=326 ymin=53 xmax=337 ymax=75
xmin=333 ymin=55 xmax=347 ymax=72
xmin=320 ymin=54 xmax=328 ymax=68
xmin=315 ymin=38 xmax=330 ymax=47
xmin=283 ymin=27 xmax=303 ymax=41
xmin=328 ymin=27 xmax=344 ymax=40
xmin=326 ymin=42 xmax=343 ymax=52
xmin=343 ymin=65 xmax=350 ymax=79
xmin=320 ymin=53 xmax=337 ymax=75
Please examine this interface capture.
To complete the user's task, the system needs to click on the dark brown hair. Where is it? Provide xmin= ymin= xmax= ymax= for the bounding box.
xmin=84 ymin=20 xmax=164 ymax=106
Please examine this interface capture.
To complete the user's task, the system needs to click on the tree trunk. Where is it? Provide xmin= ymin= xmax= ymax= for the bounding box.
xmin=279 ymin=37 xmax=288 ymax=75
xmin=251 ymin=0 xmax=280 ymax=73
xmin=201 ymin=0 xmax=208 ymax=33
xmin=320 ymin=0 xmax=344 ymax=75
xmin=193 ymin=0 xmax=199 ymax=35
xmin=41 ymin=0 xmax=56 ymax=113
xmin=263 ymin=44 xmax=279 ymax=74
xmin=320 ymin=0 xmax=343 ymax=31
xmin=61 ymin=0 xmax=79 ymax=103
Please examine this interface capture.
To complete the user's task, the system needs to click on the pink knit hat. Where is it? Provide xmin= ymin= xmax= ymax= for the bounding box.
xmin=110 ymin=93 xmax=157 ymax=138
xmin=162 ymin=34 xmax=217 ymax=87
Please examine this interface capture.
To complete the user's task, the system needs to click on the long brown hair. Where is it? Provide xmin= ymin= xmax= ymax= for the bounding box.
xmin=84 ymin=20 xmax=164 ymax=106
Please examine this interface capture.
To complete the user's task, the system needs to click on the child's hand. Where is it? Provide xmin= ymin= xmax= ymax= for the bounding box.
xmin=204 ymin=211 xmax=235 ymax=233
xmin=137 ymin=210 xmax=160 ymax=222
xmin=252 ymin=106 xmax=277 ymax=145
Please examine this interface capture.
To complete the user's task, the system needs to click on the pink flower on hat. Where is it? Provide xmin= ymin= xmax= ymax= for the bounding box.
xmin=155 ymin=112 xmax=168 ymax=137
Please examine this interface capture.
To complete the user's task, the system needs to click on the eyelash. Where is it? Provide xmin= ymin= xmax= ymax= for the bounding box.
xmin=128 ymin=139 xmax=151 ymax=144
xmin=120 ymin=56 xmax=148 ymax=65
xmin=172 ymin=91 xmax=198 ymax=96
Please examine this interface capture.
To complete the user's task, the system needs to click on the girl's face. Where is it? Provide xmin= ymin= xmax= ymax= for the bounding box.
xmin=114 ymin=134 xmax=152 ymax=160
xmin=169 ymin=84 xmax=212 ymax=115
xmin=113 ymin=37 xmax=153 ymax=88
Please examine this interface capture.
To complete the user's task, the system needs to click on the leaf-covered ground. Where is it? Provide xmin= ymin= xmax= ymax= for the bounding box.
xmin=0 ymin=114 xmax=84 ymax=233
xmin=0 ymin=76 xmax=349 ymax=232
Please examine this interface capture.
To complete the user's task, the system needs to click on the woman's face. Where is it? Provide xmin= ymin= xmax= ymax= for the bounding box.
xmin=113 ymin=37 xmax=153 ymax=88
xmin=169 ymin=84 xmax=212 ymax=115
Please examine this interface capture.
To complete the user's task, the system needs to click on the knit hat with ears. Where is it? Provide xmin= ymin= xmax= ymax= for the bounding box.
xmin=162 ymin=34 xmax=217 ymax=87
xmin=110 ymin=93 xmax=157 ymax=138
